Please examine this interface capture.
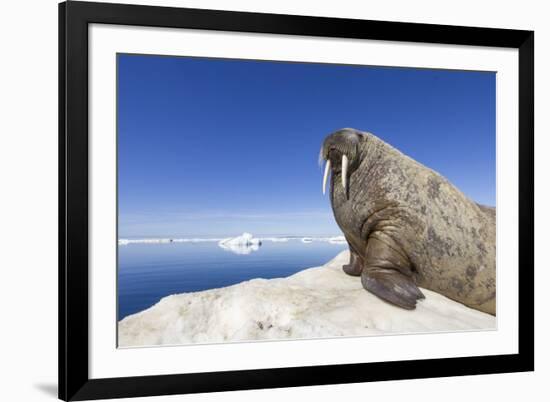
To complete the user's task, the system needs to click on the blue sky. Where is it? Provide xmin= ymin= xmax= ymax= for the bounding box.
xmin=118 ymin=54 xmax=496 ymax=237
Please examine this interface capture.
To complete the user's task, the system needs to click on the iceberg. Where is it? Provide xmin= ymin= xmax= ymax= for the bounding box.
xmin=219 ymin=242 xmax=260 ymax=255
xmin=118 ymin=250 xmax=496 ymax=347
xmin=218 ymin=232 xmax=262 ymax=255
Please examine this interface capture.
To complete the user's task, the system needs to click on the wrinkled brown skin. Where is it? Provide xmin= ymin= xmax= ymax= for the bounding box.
xmin=321 ymin=128 xmax=496 ymax=315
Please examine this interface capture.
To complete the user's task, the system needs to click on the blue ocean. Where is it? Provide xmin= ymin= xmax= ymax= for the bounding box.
xmin=118 ymin=239 xmax=347 ymax=320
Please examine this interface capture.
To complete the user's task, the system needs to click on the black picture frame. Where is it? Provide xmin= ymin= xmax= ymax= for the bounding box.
xmin=59 ymin=1 xmax=534 ymax=400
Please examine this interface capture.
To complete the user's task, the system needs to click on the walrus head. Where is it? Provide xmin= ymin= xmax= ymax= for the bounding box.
xmin=319 ymin=128 xmax=365 ymax=195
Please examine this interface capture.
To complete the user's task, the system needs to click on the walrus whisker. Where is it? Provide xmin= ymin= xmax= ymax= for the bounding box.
xmin=322 ymin=159 xmax=331 ymax=195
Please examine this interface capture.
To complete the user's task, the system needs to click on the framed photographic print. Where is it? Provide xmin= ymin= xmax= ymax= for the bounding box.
xmin=59 ymin=1 xmax=534 ymax=400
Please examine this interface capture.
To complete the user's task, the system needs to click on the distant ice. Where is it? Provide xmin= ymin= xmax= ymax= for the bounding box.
xmin=118 ymin=235 xmax=347 ymax=246
xmin=118 ymin=250 xmax=496 ymax=347
xmin=328 ymin=236 xmax=347 ymax=244
xmin=171 ymin=238 xmax=223 ymax=243
xmin=118 ymin=238 xmax=223 ymax=246
xmin=261 ymin=237 xmax=289 ymax=243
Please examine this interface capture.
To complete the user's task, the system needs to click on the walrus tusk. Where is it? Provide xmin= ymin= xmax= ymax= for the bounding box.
xmin=322 ymin=159 xmax=331 ymax=195
xmin=342 ymin=154 xmax=349 ymax=192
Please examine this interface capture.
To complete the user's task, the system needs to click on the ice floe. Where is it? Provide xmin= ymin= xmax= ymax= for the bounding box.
xmin=118 ymin=250 xmax=496 ymax=347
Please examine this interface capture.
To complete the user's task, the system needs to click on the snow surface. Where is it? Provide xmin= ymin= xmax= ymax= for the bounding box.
xmin=118 ymin=250 xmax=496 ymax=347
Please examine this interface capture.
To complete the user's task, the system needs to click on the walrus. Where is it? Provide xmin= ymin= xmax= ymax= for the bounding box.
xmin=320 ymin=128 xmax=496 ymax=315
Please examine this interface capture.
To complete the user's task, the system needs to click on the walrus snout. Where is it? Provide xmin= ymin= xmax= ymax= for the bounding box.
xmin=320 ymin=128 xmax=364 ymax=195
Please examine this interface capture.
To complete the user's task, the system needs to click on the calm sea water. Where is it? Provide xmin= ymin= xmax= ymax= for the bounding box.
xmin=118 ymin=240 xmax=347 ymax=320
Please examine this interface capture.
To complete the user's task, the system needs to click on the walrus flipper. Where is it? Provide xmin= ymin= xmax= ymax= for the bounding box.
xmin=343 ymin=249 xmax=363 ymax=276
xmin=360 ymin=236 xmax=425 ymax=309
xmin=362 ymin=269 xmax=424 ymax=309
